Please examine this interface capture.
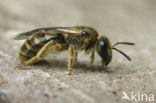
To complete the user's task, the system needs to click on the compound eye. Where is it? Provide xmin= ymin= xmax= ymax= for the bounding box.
xmin=81 ymin=31 xmax=88 ymax=36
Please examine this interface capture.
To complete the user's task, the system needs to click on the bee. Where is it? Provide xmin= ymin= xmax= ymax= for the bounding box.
xmin=15 ymin=26 xmax=135 ymax=75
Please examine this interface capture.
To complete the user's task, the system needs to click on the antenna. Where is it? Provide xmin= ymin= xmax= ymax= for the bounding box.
xmin=112 ymin=48 xmax=131 ymax=61
xmin=112 ymin=42 xmax=135 ymax=48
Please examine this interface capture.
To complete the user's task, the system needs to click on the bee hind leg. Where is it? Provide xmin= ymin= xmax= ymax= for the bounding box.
xmin=14 ymin=64 xmax=27 ymax=69
xmin=16 ymin=55 xmax=41 ymax=69
xmin=19 ymin=40 xmax=60 ymax=68
xmin=14 ymin=55 xmax=30 ymax=69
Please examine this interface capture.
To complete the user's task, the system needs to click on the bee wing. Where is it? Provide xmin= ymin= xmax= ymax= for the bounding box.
xmin=14 ymin=31 xmax=34 ymax=40
xmin=14 ymin=27 xmax=82 ymax=40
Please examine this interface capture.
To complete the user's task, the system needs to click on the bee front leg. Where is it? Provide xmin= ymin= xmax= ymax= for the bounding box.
xmin=89 ymin=51 xmax=94 ymax=68
xmin=101 ymin=60 xmax=105 ymax=67
xmin=68 ymin=46 xmax=75 ymax=75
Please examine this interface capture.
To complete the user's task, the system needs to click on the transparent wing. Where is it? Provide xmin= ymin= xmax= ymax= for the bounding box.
xmin=14 ymin=27 xmax=82 ymax=40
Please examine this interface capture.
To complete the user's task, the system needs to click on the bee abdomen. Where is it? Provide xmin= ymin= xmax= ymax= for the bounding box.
xmin=20 ymin=41 xmax=38 ymax=58
xmin=19 ymin=35 xmax=51 ymax=58
xmin=19 ymin=33 xmax=64 ymax=63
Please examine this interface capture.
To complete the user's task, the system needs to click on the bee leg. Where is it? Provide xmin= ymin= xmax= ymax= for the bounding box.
xmin=101 ymin=60 xmax=105 ymax=67
xmin=15 ymin=55 xmax=30 ymax=69
xmin=68 ymin=46 xmax=74 ymax=75
xmin=22 ymin=40 xmax=58 ymax=67
xmin=89 ymin=51 xmax=94 ymax=68
xmin=22 ymin=57 xmax=40 ymax=67
xmin=74 ymin=51 xmax=78 ymax=62
xmin=14 ymin=64 xmax=26 ymax=69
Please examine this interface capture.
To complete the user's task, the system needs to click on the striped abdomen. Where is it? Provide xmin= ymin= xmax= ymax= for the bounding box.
xmin=19 ymin=33 xmax=65 ymax=63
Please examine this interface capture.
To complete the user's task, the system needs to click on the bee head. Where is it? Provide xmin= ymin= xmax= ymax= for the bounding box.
xmin=96 ymin=36 xmax=135 ymax=66
xmin=96 ymin=36 xmax=112 ymax=66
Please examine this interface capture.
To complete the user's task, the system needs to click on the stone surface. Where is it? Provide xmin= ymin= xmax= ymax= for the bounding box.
xmin=0 ymin=0 xmax=156 ymax=103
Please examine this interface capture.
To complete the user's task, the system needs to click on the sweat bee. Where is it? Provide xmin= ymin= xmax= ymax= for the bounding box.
xmin=15 ymin=26 xmax=135 ymax=75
